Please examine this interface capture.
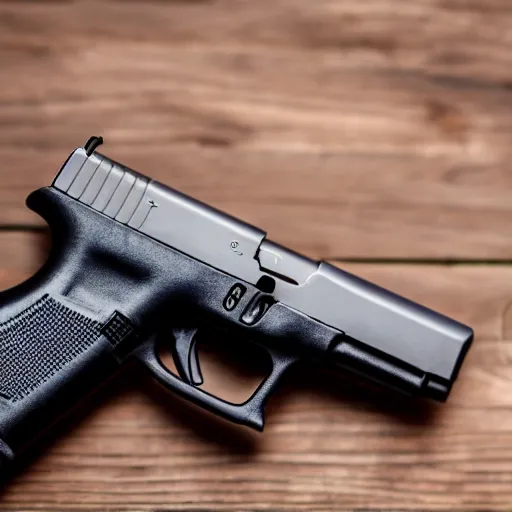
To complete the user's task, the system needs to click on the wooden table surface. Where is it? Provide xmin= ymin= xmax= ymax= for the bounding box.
xmin=1 ymin=0 xmax=512 ymax=510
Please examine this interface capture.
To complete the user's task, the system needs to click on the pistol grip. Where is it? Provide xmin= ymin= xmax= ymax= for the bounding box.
xmin=0 ymin=188 xmax=127 ymax=471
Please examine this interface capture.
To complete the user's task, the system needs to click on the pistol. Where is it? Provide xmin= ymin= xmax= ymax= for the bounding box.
xmin=0 ymin=137 xmax=473 ymax=471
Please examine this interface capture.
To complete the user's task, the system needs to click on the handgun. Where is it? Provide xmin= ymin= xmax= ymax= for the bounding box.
xmin=0 ymin=136 xmax=473 ymax=471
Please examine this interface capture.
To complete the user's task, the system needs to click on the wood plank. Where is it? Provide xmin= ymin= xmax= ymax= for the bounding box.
xmin=0 ymin=232 xmax=511 ymax=510
xmin=0 ymin=231 xmax=48 ymax=291
xmin=1 ymin=1 xmax=512 ymax=258
xmin=1 ymin=0 xmax=512 ymax=84
xmin=9 ymin=148 xmax=512 ymax=260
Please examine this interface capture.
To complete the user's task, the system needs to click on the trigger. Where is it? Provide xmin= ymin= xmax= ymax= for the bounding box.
xmin=171 ymin=328 xmax=204 ymax=386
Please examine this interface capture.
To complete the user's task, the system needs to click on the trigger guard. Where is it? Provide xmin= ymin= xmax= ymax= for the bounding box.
xmin=137 ymin=337 xmax=298 ymax=431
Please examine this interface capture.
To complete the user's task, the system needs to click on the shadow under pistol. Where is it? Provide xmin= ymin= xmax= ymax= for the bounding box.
xmin=0 ymin=137 xmax=473 ymax=472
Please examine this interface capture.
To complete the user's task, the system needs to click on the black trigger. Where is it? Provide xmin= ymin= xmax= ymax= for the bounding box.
xmin=172 ymin=328 xmax=204 ymax=386
xmin=188 ymin=336 xmax=203 ymax=386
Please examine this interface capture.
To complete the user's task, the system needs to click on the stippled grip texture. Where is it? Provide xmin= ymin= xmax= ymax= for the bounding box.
xmin=0 ymin=295 xmax=101 ymax=402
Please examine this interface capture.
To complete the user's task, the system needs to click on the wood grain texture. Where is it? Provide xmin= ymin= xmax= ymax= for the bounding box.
xmin=1 ymin=0 xmax=512 ymax=257
xmin=1 ymin=1 xmax=512 ymax=510
xmin=0 ymin=233 xmax=510 ymax=510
